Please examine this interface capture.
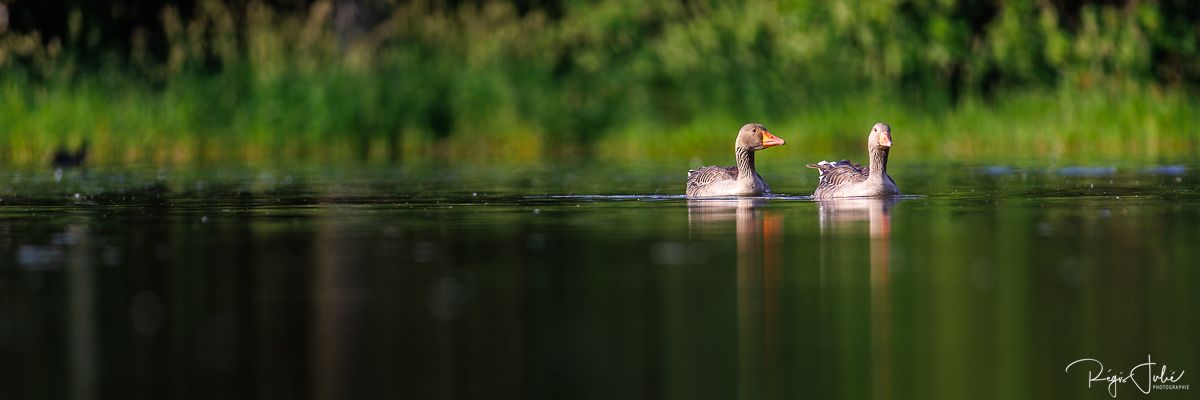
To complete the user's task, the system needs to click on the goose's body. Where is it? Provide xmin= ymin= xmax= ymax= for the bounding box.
xmin=807 ymin=123 xmax=900 ymax=199
xmin=52 ymin=140 xmax=88 ymax=168
xmin=687 ymin=163 xmax=771 ymax=198
xmin=686 ymin=124 xmax=785 ymax=198
xmin=808 ymin=159 xmax=899 ymax=198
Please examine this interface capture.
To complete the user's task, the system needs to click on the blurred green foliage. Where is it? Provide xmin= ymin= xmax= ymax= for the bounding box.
xmin=0 ymin=0 xmax=1197 ymax=165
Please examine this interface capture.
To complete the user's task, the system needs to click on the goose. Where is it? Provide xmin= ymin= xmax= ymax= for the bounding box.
xmin=52 ymin=140 xmax=89 ymax=168
xmin=686 ymin=123 xmax=785 ymax=198
xmin=807 ymin=122 xmax=899 ymax=198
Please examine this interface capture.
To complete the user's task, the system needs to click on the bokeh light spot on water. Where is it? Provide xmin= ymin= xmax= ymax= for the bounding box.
xmin=16 ymin=245 xmax=64 ymax=268
xmin=413 ymin=242 xmax=436 ymax=263
xmin=1145 ymin=165 xmax=1187 ymax=176
xmin=526 ymin=233 xmax=546 ymax=250
xmin=1037 ymin=222 xmax=1054 ymax=237
xmin=650 ymin=242 xmax=687 ymax=265
xmin=1057 ymin=166 xmax=1117 ymax=177
xmin=648 ymin=242 xmax=711 ymax=265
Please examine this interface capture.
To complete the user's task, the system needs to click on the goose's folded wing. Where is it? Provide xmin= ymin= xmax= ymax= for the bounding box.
xmin=806 ymin=159 xmax=868 ymax=187
xmin=687 ymin=166 xmax=737 ymax=189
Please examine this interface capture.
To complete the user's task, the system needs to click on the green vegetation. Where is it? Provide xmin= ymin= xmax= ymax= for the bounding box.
xmin=0 ymin=0 xmax=1197 ymax=166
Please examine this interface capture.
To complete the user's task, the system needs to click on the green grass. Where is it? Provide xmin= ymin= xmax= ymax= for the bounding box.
xmin=600 ymin=84 xmax=1200 ymax=167
xmin=1 ymin=74 xmax=1196 ymax=167
xmin=1 ymin=1 xmax=1197 ymax=167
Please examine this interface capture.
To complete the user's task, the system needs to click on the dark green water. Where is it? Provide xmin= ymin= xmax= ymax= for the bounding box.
xmin=1 ymin=163 xmax=1198 ymax=399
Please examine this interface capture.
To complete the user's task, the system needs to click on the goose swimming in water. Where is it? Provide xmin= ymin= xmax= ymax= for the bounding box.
xmin=686 ymin=123 xmax=786 ymax=198
xmin=807 ymin=122 xmax=900 ymax=199
xmin=52 ymin=140 xmax=89 ymax=168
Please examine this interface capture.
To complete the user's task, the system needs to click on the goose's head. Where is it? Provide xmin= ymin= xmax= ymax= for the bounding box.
xmin=736 ymin=123 xmax=785 ymax=151
xmin=868 ymin=122 xmax=892 ymax=150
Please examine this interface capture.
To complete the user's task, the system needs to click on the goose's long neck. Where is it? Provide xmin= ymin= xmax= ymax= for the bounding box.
xmin=868 ymin=147 xmax=889 ymax=182
xmin=735 ymin=147 xmax=756 ymax=179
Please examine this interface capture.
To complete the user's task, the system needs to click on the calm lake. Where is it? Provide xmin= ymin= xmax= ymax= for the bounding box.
xmin=1 ymin=162 xmax=1197 ymax=399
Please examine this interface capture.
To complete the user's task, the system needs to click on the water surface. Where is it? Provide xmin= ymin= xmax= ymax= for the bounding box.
xmin=1 ymin=163 xmax=1198 ymax=399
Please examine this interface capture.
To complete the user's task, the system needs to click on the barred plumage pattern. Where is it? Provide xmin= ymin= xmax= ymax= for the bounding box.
xmin=807 ymin=159 xmax=868 ymax=187
xmin=806 ymin=159 xmax=898 ymax=198
xmin=686 ymin=166 xmax=738 ymax=197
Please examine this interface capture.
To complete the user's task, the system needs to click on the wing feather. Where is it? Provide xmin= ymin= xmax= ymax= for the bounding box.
xmin=806 ymin=159 xmax=869 ymax=193
xmin=686 ymin=166 xmax=737 ymax=196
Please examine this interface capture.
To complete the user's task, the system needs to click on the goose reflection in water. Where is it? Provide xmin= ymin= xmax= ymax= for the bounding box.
xmin=817 ymin=198 xmax=898 ymax=400
xmin=687 ymin=198 xmax=784 ymax=399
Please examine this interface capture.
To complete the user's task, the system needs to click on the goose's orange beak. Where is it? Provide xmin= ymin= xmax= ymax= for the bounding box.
xmin=878 ymin=132 xmax=892 ymax=148
xmin=761 ymin=130 xmax=785 ymax=148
